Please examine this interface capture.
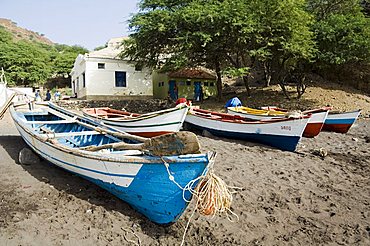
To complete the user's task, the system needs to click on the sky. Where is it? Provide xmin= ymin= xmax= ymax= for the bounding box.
xmin=0 ymin=0 xmax=140 ymax=50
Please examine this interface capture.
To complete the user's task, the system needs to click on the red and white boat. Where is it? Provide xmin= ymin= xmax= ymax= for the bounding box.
xmin=227 ymin=106 xmax=331 ymax=138
xmin=83 ymin=105 xmax=189 ymax=138
xmin=185 ymin=108 xmax=310 ymax=152
xmin=321 ymin=110 xmax=361 ymax=133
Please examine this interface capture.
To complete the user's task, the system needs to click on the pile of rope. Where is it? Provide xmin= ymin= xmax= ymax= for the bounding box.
xmin=194 ymin=171 xmax=239 ymax=221
xmin=162 ymin=154 xmax=241 ymax=246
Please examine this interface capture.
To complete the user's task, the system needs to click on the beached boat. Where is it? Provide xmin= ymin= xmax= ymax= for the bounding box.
xmin=257 ymin=106 xmax=361 ymax=134
xmin=227 ymin=106 xmax=330 ymax=138
xmin=322 ymin=110 xmax=361 ymax=133
xmin=185 ymin=108 xmax=310 ymax=151
xmin=82 ymin=106 xmax=189 ymax=138
xmin=3 ymin=101 xmax=213 ymax=224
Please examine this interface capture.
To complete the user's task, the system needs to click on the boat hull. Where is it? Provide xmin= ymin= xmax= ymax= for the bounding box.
xmin=11 ymin=105 xmax=209 ymax=224
xmin=227 ymin=107 xmax=328 ymax=138
xmin=322 ymin=110 xmax=361 ymax=133
xmin=302 ymin=111 xmax=328 ymax=138
xmin=84 ymin=107 xmax=188 ymax=137
xmin=185 ymin=112 xmax=309 ymax=152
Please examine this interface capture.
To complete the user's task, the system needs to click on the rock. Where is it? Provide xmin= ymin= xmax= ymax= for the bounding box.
xmin=312 ymin=148 xmax=328 ymax=158
xmin=18 ymin=148 xmax=40 ymax=165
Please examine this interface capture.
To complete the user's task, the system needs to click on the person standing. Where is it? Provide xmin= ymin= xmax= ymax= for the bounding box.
xmin=54 ymin=90 xmax=61 ymax=101
xmin=35 ymin=90 xmax=42 ymax=102
xmin=45 ymin=90 xmax=51 ymax=101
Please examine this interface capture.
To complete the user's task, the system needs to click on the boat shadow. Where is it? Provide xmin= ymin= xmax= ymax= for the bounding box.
xmin=183 ymin=126 xmax=284 ymax=152
xmin=0 ymin=135 xmax=182 ymax=239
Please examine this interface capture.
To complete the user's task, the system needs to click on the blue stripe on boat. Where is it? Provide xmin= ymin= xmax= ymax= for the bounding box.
xmin=21 ymin=131 xmax=207 ymax=224
xmin=186 ymin=122 xmax=300 ymax=152
xmin=22 ymin=137 xmax=136 ymax=178
xmin=324 ymin=118 xmax=356 ymax=125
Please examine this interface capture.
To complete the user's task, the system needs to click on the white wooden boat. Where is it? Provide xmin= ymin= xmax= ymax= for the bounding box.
xmin=185 ymin=108 xmax=310 ymax=151
xmin=83 ymin=106 xmax=188 ymax=138
xmin=322 ymin=110 xmax=361 ymax=133
xmin=227 ymin=106 xmax=330 ymax=138
xmin=1 ymin=98 xmax=213 ymax=224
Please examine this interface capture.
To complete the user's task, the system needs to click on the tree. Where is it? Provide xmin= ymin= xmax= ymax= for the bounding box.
xmin=123 ymin=0 xmax=317 ymax=100
xmin=309 ymin=0 xmax=370 ymax=65
xmin=0 ymin=27 xmax=88 ymax=87
xmin=246 ymin=0 xmax=317 ymax=98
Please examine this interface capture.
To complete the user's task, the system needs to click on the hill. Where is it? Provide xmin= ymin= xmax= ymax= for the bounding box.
xmin=0 ymin=18 xmax=53 ymax=45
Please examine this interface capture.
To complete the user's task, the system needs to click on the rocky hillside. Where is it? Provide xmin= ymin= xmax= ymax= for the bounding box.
xmin=0 ymin=18 xmax=53 ymax=45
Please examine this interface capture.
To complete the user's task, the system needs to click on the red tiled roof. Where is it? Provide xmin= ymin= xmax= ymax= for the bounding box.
xmin=168 ymin=68 xmax=216 ymax=80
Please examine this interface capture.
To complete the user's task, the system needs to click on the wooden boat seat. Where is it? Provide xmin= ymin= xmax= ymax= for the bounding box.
xmin=25 ymin=119 xmax=76 ymax=124
xmin=38 ymin=131 xmax=101 ymax=139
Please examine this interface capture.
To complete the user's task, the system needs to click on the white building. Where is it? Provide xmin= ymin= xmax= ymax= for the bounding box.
xmin=70 ymin=37 xmax=153 ymax=100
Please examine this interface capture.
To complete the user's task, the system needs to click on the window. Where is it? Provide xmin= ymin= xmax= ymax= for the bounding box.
xmin=210 ymin=82 xmax=215 ymax=87
xmin=186 ymin=81 xmax=191 ymax=86
xmin=115 ymin=71 xmax=127 ymax=87
xmin=98 ymin=63 xmax=105 ymax=69
xmin=161 ymin=82 xmax=164 ymax=86
xmin=158 ymin=82 xmax=161 ymax=87
xmin=204 ymin=82 xmax=209 ymax=86
xmin=82 ymin=73 xmax=86 ymax=88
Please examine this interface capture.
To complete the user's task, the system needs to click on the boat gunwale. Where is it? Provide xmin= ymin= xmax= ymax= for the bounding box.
xmin=83 ymin=106 xmax=189 ymax=123
xmin=11 ymin=105 xmax=209 ymax=164
xmin=190 ymin=108 xmax=310 ymax=125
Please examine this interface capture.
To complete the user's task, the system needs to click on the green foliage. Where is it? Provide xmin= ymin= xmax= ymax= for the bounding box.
xmin=309 ymin=0 xmax=370 ymax=66
xmin=0 ymin=28 xmax=88 ymax=87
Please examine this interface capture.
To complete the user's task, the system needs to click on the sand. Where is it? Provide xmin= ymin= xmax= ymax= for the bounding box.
xmin=0 ymin=108 xmax=369 ymax=245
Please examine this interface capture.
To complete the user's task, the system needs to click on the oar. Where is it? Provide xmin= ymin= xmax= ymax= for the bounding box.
xmin=80 ymin=131 xmax=201 ymax=156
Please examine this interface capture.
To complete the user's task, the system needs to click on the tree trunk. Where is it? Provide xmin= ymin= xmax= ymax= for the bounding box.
xmin=263 ymin=62 xmax=272 ymax=87
xmin=214 ymin=60 xmax=223 ymax=101
xmin=242 ymin=76 xmax=251 ymax=96
xmin=296 ymin=74 xmax=306 ymax=99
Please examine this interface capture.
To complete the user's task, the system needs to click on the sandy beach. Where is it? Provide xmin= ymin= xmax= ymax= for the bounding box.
xmin=0 ymin=107 xmax=369 ymax=245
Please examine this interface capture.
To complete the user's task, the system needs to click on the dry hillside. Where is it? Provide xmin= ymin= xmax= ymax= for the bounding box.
xmin=0 ymin=18 xmax=53 ymax=45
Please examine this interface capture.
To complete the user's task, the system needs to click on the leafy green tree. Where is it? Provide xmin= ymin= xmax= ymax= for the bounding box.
xmin=0 ymin=27 xmax=88 ymax=87
xmin=123 ymin=0 xmax=317 ymax=99
xmin=308 ymin=0 xmax=370 ymax=65
xmin=0 ymin=40 xmax=52 ymax=86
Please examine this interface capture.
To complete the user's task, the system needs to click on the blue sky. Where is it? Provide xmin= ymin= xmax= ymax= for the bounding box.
xmin=0 ymin=0 xmax=140 ymax=50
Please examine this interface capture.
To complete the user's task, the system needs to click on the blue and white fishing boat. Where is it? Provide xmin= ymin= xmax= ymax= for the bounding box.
xmin=185 ymin=108 xmax=310 ymax=152
xmin=1 ymin=90 xmax=213 ymax=224
xmin=322 ymin=110 xmax=361 ymax=133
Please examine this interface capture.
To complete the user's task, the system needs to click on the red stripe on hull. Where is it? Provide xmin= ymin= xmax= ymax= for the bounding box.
xmin=303 ymin=122 xmax=324 ymax=138
xmin=322 ymin=124 xmax=352 ymax=133
xmin=127 ymin=131 xmax=173 ymax=138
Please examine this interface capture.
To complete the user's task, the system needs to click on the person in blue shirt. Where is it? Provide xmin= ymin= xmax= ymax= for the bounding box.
xmin=45 ymin=90 xmax=51 ymax=101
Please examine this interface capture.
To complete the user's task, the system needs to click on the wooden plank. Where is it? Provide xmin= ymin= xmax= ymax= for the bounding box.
xmin=24 ymin=119 xmax=76 ymax=124
xmin=39 ymin=131 xmax=101 ymax=139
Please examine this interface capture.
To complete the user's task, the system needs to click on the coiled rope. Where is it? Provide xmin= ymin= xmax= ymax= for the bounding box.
xmin=162 ymin=153 xmax=241 ymax=246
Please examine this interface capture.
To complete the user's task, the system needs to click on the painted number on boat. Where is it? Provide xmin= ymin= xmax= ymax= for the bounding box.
xmin=281 ymin=126 xmax=292 ymax=131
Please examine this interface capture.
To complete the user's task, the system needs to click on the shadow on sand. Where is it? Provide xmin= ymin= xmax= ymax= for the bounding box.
xmin=0 ymin=135 xmax=183 ymax=239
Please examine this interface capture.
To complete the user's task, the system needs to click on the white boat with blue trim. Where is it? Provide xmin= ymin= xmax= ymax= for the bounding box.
xmin=322 ymin=110 xmax=361 ymax=133
xmin=82 ymin=106 xmax=188 ymax=138
xmin=185 ymin=108 xmax=310 ymax=152
xmin=2 ymin=98 xmax=213 ymax=224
